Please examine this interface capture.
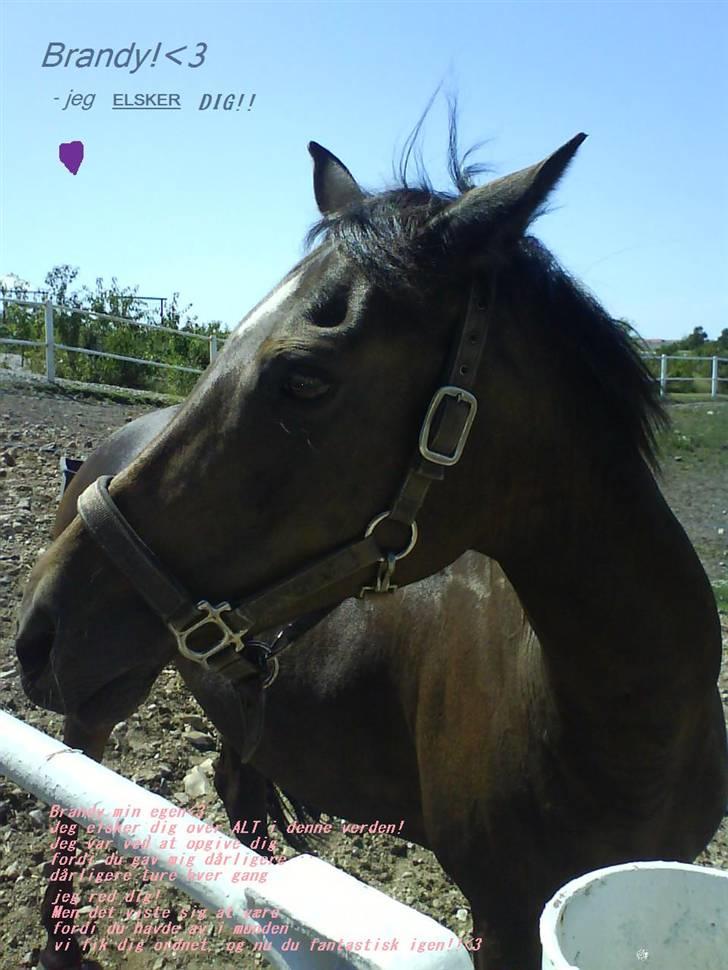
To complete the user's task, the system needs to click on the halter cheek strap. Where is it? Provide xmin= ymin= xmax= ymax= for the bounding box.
xmin=77 ymin=279 xmax=494 ymax=685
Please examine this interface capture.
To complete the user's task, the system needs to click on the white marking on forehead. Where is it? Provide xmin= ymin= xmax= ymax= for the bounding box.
xmin=226 ymin=270 xmax=303 ymax=347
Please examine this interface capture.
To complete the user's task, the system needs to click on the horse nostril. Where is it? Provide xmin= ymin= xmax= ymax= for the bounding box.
xmin=16 ymin=607 xmax=56 ymax=681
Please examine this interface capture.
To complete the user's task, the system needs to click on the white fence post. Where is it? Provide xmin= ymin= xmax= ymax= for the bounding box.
xmin=44 ymin=300 xmax=56 ymax=381
xmin=711 ymin=356 xmax=718 ymax=398
xmin=659 ymin=354 xmax=668 ymax=396
xmin=210 ymin=333 xmax=218 ymax=363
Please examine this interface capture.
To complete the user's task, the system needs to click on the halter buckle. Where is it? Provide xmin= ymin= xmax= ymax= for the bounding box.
xmin=173 ymin=600 xmax=251 ymax=664
xmin=419 ymin=385 xmax=478 ymax=466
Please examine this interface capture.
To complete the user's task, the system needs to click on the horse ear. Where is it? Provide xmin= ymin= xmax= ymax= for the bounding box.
xmin=308 ymin=141 xmax=365 ymax=215
xmin=428 ymin=133 xmax=587 ymax=262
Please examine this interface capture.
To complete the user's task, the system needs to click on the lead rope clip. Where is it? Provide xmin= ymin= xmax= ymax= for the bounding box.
xmin=359 ymin=552 xmax=398 ymax=597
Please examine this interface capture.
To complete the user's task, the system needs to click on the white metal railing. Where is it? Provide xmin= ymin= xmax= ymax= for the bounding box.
xmin=1 ymin=298 xmax=726 ymax=399
xmin=0 ymin=710 xmax=471 ymax=969
xmin=642 ymin=353 xmax=728 ymax=397
xmin=0 ymin=298 xmax=220 ymax=386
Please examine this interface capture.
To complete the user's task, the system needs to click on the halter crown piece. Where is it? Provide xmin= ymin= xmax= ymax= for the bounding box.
xmin=77 ymin=280 xmax=494 ymax=686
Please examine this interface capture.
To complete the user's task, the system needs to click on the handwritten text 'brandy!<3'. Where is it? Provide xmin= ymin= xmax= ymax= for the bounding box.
xmin=41 ymin=42 xmax=208 ymax=74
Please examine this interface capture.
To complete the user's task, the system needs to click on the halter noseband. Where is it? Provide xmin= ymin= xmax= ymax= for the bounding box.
xmin=77 ymin=280 xmax=494 ymax=686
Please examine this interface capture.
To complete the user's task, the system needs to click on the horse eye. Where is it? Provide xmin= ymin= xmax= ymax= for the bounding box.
xmin=308 ymin=286 xmax=348 ymax=328
xmin=283 ymin=373 xmax=331 ymax=401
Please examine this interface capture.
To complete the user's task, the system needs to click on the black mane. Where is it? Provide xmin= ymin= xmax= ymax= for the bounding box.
xmin=510 ymin=238 xmax=668 ymax=471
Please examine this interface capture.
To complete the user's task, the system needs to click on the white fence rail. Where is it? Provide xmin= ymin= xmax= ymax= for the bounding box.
xmin=0 ymin=298 xmax=219 ymax=385
xmin=2 ymin=298 xmax=727 ymax=398
xmin=0 ymin=710 xmax=471 ymax=969
xmin=642 ymin=353 xmax=728 ymax=397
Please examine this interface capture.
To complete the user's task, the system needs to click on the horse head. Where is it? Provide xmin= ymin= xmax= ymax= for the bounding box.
xmin=16 ymin=132 xmax=587 ymax=733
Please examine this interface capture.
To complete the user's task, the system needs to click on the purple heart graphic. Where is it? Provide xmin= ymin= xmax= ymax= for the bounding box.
xmin=59 ymin=141 xmax=84 ymax=175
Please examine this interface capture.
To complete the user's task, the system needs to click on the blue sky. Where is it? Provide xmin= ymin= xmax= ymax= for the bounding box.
xmin=1 ymin=0 xmax=726 ymax=340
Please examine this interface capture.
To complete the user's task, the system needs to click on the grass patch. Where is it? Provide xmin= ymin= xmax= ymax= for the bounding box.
xmin=713 ymin=582 xmax=728 ymax=615
xmin=658 ymin=400 xmax=728 ymax=466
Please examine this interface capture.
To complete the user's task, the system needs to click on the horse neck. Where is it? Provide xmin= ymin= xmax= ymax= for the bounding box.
xmin=490 ymin=450 xmax=720 ymax=708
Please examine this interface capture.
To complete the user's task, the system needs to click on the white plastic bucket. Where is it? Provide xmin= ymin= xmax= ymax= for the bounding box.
xmin=540 ymin=861 xmax=728 ymax=970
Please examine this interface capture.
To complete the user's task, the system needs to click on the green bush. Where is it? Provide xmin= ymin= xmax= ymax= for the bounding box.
xmin=1 ymin=266 xmax=225 ymax=396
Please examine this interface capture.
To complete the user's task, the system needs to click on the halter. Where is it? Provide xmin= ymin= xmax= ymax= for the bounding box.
xmin=77 ymin=280 xmax=494 ymax=687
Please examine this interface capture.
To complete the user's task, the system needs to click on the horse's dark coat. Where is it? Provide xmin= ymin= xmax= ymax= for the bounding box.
xmin=17 ymin=125 xmax=728 ymax=969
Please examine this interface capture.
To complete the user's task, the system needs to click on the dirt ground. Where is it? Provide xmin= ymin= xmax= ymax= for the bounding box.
xmin=1 ymin=376 xmax=727 ymax=969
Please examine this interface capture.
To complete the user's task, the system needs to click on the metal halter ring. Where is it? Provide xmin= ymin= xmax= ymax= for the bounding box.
xmin=364 ymin=511 xmax=418 ymax=560
xmin=262 ymin=656 xmax=280 ymax=689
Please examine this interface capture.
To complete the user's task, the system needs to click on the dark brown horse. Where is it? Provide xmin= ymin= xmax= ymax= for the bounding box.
xmin=16 ymin=130 xmax=728 ymax=970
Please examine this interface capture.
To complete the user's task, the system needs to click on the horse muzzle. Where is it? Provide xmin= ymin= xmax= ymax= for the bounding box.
xmin=17 ymin=596 xmax=165 ymax=725
xmin=15 ymin=564 xmax=65 ymax=710
xmin=15 ymin=544 xmax=169 ymax=724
